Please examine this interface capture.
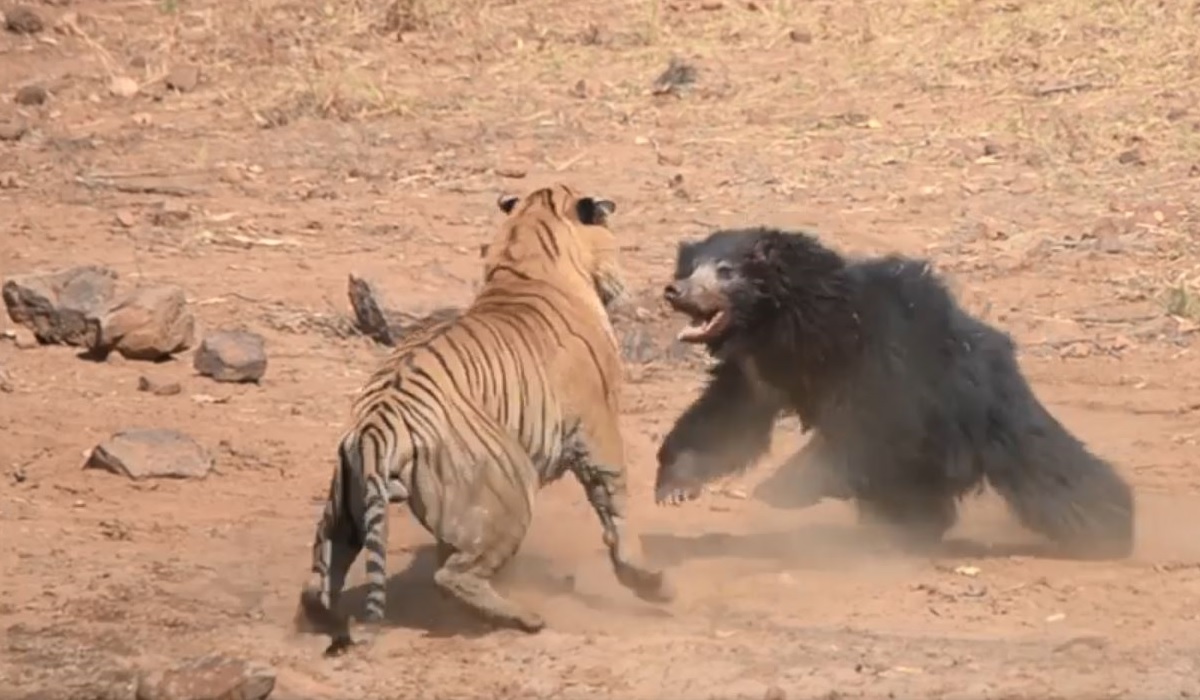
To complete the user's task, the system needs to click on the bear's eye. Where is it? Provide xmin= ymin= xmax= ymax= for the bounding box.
xmin=715 ymin=262 xmax=734 ymax=280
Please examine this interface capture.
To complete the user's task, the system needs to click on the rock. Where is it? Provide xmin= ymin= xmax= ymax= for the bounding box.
xmin=10 ymin=326 xmax=38 ymax=349
xmin=1117 ymin=148 xmax=1145 ymax=166
xmin=494 ymin=164 xmax=527 ymax=179
xmin=347 ymin=274 xmax=460 ymax=346
xmin=0 ymin=364 xmax=12 ymax=393
xmin=88 ymin=285 xmax=195 ymax=361
xmin=14 ymin=84 xmax=47 ymax=106
xmin=193 ymin=330 xmax=267 ymax=383
xmin=109 ymin=76 xmax=140 ymax=98
xmin=652 ymin=56 xmax=698 ymax=96
xmin=85 ymin=428 xmax=213 ymax=480
xmin=150 ymin=200 xmax=190 ymax=226
xmin=4 ymin=5 xmax=44 ymax=34
xmin=2 ymin=265 xmax=118 ymax=346
xmin=137 ymin=375 xmax=182 ymax=396
xmin=165 ymin=64 xmax=200 ymax=93
xmin=136 ymin=654 xmax=275 ymax=700
xmin=788 ymin=28 xmax=812 ymax=43
xmin=0 ymin=121 xmax=27 ymax=142
xmin=115 ymin=210 xmax=137 ymax=228
xmin=347 ymin=274 xmax=400 ymax=345
xmin=655 ymin=147 xmax=684 ymax=166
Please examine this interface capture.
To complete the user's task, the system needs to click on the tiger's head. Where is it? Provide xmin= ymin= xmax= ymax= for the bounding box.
xmin=480 ymin=183 xmax=626 ymax=311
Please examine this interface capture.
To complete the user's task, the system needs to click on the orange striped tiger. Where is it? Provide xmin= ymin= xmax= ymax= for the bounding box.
xmin=299 ymin=183 xmax=674 ymax=656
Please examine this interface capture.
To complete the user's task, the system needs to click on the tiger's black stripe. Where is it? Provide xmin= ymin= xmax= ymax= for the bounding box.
xmin=299 ymin=183 xmax=629 ymax=654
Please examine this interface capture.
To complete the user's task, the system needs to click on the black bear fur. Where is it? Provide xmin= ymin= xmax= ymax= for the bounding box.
xmin=654 ymin=226 xmax=1135 ymax=559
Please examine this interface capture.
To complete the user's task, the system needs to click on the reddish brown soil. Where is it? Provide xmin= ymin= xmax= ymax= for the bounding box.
xmin=3 ymin=0 xmax=1200 ymax=697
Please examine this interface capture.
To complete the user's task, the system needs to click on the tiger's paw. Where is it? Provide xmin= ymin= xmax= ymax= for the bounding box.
xmin=512 ymin=610 xmax=546 ymax=634
xmin=618 ymin=564 xmax=676 ymax=604
xmin=322 ymin=634 xmax=358 ymax=658
xmin=322 ymin=620 xmax=383 ymax=658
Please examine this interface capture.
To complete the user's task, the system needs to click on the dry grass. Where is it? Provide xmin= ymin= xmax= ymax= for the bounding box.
xmin=35 ymin=0 xmax=1197 ymax=242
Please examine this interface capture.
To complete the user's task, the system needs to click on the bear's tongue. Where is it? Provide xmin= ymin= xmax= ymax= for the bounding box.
xmin=677 ymin=311 xmax=726 ymax=343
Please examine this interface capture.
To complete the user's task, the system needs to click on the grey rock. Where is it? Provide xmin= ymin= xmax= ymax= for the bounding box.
xmin=193 ymin=330 xmax=267 ymax=383
xmin=2 ymin=265 xmax=119 ymax=346
xmin=85 ymin=428 xmax=213 ymax=480
xmin=136 ymin=654 xmax=276 ymax=700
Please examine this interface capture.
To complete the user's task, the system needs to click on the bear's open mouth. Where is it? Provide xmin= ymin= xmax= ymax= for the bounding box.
xmin=677 ymin=309 xmax=730 ymax=343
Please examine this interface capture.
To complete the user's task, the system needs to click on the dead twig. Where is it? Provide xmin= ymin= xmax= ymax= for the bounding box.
xmin=1032 ymin=81 xmax=1094 ymax=97
xmin=74 ymin=176 xmax=204 ymax=198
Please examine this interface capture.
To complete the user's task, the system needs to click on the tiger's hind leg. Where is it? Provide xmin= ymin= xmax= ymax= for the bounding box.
xmin=299 ymin=491 xmax=364 ymax=656
xmin=416 ymin=428 xmax=545 ymax=633
xmin=300 ymin=438 xmax=394 ymax=657
xmin=433 ymin=546 xmax=546 ymax=634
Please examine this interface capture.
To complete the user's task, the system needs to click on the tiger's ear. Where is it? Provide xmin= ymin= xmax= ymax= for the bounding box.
xmin=576 ymin=197 xmax=616 ymax=226
xmin=479 ymin=243 xmax=490 ymax=258
xmin=497 ymin=194 xmax=520 ymax=214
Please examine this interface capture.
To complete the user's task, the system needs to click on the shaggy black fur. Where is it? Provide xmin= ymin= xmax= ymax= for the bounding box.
xmin=654 ymin=227 xmax=1135 ymax=559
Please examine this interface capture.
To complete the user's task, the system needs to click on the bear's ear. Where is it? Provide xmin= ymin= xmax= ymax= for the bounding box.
xmin=673 ymin=239 xmax=698 ymax=276
xmin=748 ymin=233 xmax=779 ymax=264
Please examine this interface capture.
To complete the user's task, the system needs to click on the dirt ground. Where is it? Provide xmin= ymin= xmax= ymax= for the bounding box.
xmin=2 ymin=0 xmax=1200 ymax=697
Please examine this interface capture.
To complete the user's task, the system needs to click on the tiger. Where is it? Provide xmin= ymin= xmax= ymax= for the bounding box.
xmin=298 ymin=183 xmax=675 ymax=656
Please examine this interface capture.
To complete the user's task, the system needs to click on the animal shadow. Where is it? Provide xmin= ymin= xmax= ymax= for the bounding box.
xmin=337 ymin=545 xmax=591 ymax=638
xmin=639 ymin=523 xmax=1061 ymax=569
xmin=640 ymin=523 xmax=883 ymax=569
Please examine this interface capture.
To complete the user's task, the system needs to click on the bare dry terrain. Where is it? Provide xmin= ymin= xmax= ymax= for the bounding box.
xmin=3 ymin=0 xmax=1200 ymax=697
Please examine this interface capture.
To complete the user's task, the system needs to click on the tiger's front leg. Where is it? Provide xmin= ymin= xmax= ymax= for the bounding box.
xmin=565 ymin=428 xmax=675 ymax=604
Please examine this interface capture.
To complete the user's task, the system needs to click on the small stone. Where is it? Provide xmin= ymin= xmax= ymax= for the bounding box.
xmin=788 ymin=28 xmax=812 ymax=43
xmin=137 ymin=375 xmax=182 ymax=396
xmin=2 ymin=265 xmax=119 ymax=346
xmin=1117 ymin=148 xmax=1145 ymax=166
xmin=494 ymin=164 xmax=527 ymax=179
xmin=4 ymin=6 xmax=44 ymax=34
xmin=115 ymin=210 xmax=136 ymax=228
xmin=109 ymin=75 xmax=140 ymax=98
xmin=164 ymin=64 xmax=200 ymax=92
xmin=0 ymin=365 xmax=12 ymax=393
xmin=0 ymin=172 xmax=20 ymax=189
xmin=14 ymin=84 xmax=47 ymax=106
xmin=85 ymin=428 xmax=213 ymax=480
xmin=0 ymin=121 xmax=27 ymax=142
xmin=150 ymin=200 xmax=190 ymax=226
xmin=656 ymin=148 xmax=684 ymax=166
xmin=88 ymin=285 xmax=196 ymax=361
xmin=136 ymin=654 xmax=275 ymax=700
xmin=193 ymin=330 xmax=267 ymax=383
xmin=10 ymin=326 xmax=38 ymax=349
xmin=1059 ymin=341 xmax=1092 ymax=359
xmin=764 ymin=686 xmax=787 ymax=700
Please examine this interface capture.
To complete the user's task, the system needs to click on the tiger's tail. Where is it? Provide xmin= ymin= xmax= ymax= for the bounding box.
xmin=300 ymin=424 xmax=406 ymax=654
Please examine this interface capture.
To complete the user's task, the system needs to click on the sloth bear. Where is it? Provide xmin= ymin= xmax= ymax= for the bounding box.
xmin=653 ymin=226 xmax=1135 ymax=559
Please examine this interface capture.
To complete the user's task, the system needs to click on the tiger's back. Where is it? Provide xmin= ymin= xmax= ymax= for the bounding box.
xmin=299 ymin=183 xmax=670 ymax=656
